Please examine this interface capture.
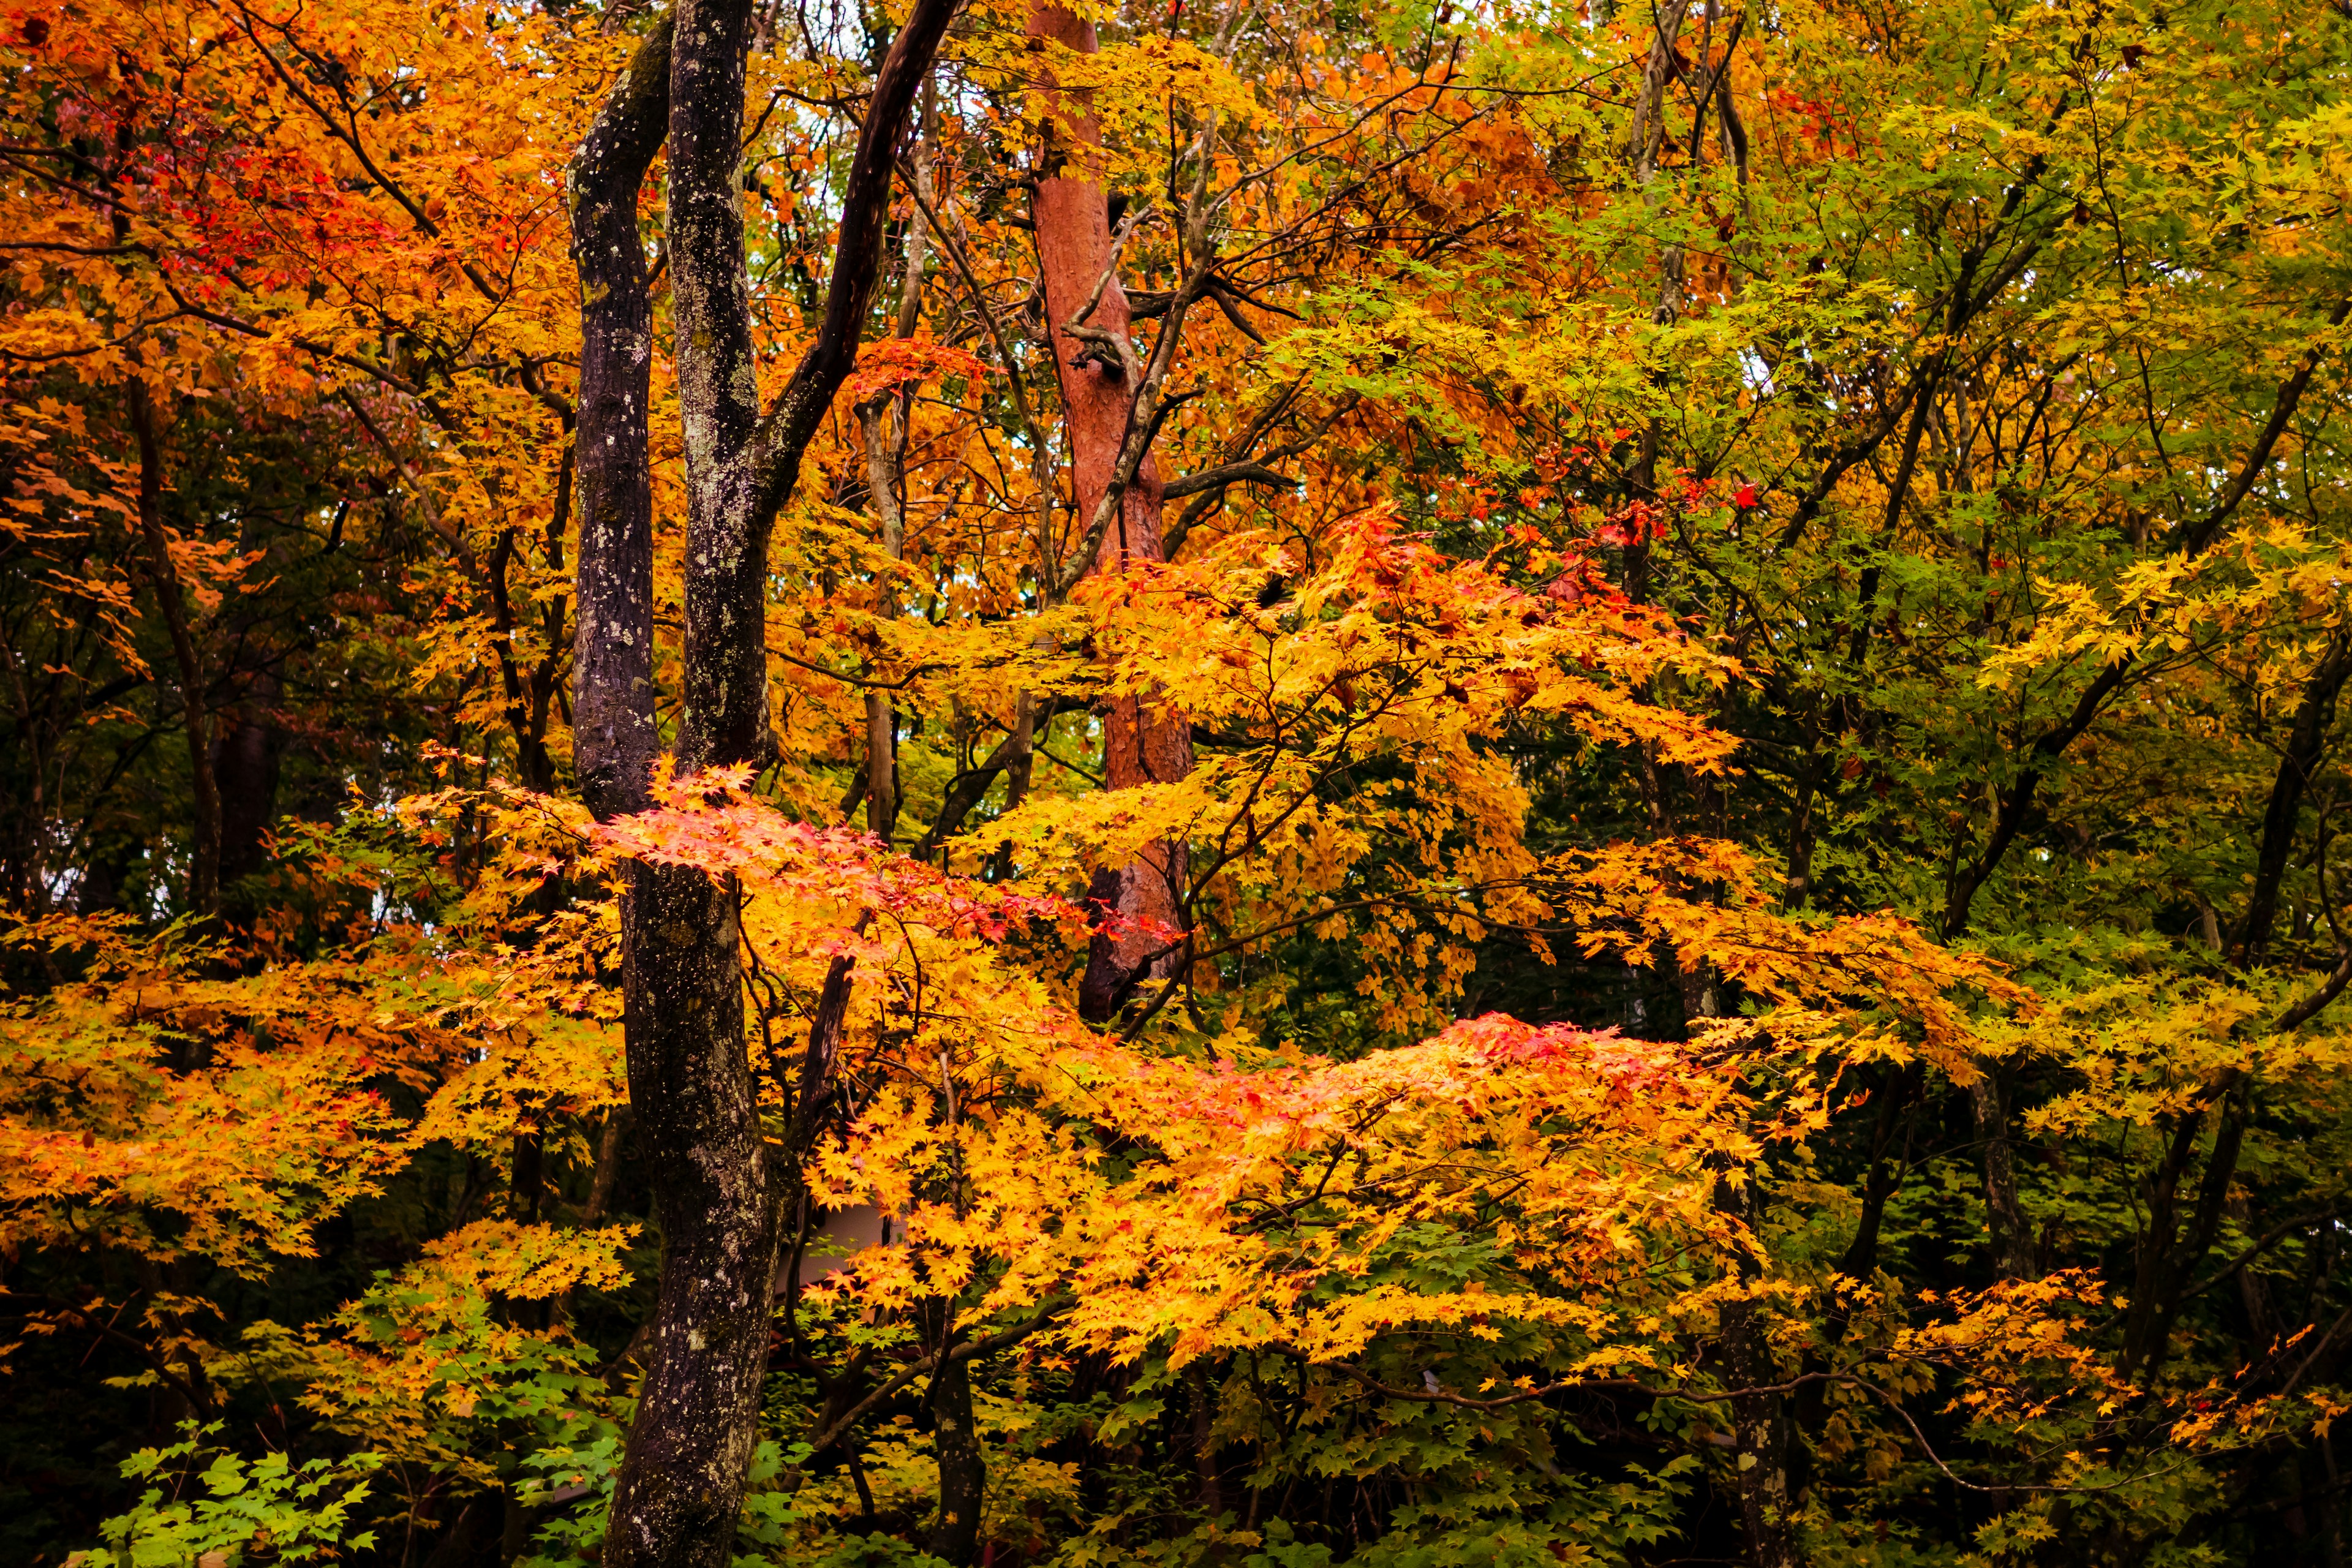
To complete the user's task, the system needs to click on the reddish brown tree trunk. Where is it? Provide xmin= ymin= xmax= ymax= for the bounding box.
xmin=1025 ymin=3 xmax=1194 ymax=1022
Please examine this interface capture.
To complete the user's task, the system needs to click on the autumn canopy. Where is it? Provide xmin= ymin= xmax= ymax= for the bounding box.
xmin=3 ymin=0 xmax=2351 ymax=1564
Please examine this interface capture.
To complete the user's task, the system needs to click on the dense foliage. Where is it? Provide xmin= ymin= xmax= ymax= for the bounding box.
xmin=4 ymin=0 xmax=2351 ymax=1562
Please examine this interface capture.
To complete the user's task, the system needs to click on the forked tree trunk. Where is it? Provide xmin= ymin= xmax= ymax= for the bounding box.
xmin=1025 ymin=2 xmax=1195 ymax=1022
xmin=567 ymin=2 xmax=957 ymax=1564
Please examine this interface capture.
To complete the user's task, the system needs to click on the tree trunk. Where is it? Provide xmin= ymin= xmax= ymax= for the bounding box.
xmin=1024 ymin=1 xmax=1194 ymax=1022
xmin=1723 ymin=1292 xmax=1800 ymax=1568
xmin=668 ymin=0 xmax=777 ymax=779
xmin=1969 ymin=1069 xmax=2037 ymax=1280
xmin=1714 ymin=1165 xmax=1797 ymax=1568
xmin=571 ymin=20 xmax=773 ymax=1566
xmin=129 ymin=383 xmax=222 ymax=921
xmin=2121 ymin=1085 xmax=2248 ymax=1381
xmin=1189 ymin=1361 xmax=1224 ymax=1518
xmin=566 ymin=12 xmax=669 ymax=825
xmin=213 ymin=678 xmax=283 ymax=904
xmin=856 ymin=126 xmax=930 ymax=842
xmin=2239 ymin=630 xmax=2352 ymax=967
xmin=927 ymin=1337 xmax=985 ymax=1563
xmin=1616 ymin=0 xmax=1691 ymax=606
xmin=603 ymin=859 xmax=778 ymax=1568
xmin=568 ymin=2 xmax=959 ymax=1562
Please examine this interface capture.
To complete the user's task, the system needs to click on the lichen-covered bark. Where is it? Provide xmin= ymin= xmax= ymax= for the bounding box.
xmin=569 ymin=4 xmax=963 ymax=1564
xmin=570 ymin=21 xmax=768 ymax=1568
xmin=567 ymin=12 xmax=670 ymax=823
xmin=1722 ymin=1290 xmax=1800 ymax=1568
xmin=604 ymin=860 xmax=778 ymax=1568
xmin=666 ymin=0 xmax=770 ymax=774
xmin=667 ymin=0 xmax=961 ymax=774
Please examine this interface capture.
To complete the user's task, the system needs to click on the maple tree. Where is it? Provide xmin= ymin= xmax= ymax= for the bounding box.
xmin=3 ymin=0 xmax=2352 ymax=1565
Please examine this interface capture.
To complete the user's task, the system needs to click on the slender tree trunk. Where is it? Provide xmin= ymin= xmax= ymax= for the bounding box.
xmin=1189 ymin=1362 xmax=1224 ymax=1518
xmin=856 ymin=123 xmax=930 ymax=842
xmin=1715 ymin=1167 xmax=1798 ymax=1568
xmin=582 ymin=1108 xmax=627 ymax=1226
xmin=1025 ymin=2 xmax=1194 ymax=1021
xmin=927 ymin=1331 xmax=985 ymax=1562
xmin=1617 ymin=0 xmax=1692 ymax=607
xmin=1724 ymin=1300 xmax=1799 ymax=1568
xmin=2239 ymin=630 xmax=2352 ymax=967
xmin=213 ymin=677 xmax=283 ymax=901
xmin=129 ymin=383 xmax=222 ymax=921
xmin=2121 ymin=1085 xmax=2248 ymax=1381
xmin=1780 ymin=748 xmax=1817 ymax=911
xmin=1793 ymin=1063 xmax=1920 ymax=1450
xmin=1836 ymin=1063 xmax=1920 ymax=1290
xmin=1970 ymin=1069 xmax=2037 ymax=1280
xmin=1003 ymin=690 xmax=1038 ymax=816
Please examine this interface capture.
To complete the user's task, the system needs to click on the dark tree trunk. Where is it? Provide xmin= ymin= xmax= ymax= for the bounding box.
xmin=1723 ymin=1293 xmax=1800 ymax=1568
xmin=1189 ymin=1361 xmax=1224 ymax=1518
xmin=129 ymin=384 xmax=222 ymax=920
xmin=1714 ymin=1167 xmax=1798 ymax=1568
xmin=567 ymin=21 xmax=767 ymax=1566
xmin=567 ymin=12 xmax=669 ymax=824
xmin=604 ymin=860 xmax=777 ymax=1568
xmin=214 ymin=669 xmax=284 ymax=929
xmin=2121 ymin=1086 xmax=2248 ymax=1381
xmin=569 ymin=17 xmax=770 ymax=1568
xmin=2239 ymin=630 xmax=2352 ymax=968
xmin=1969 ymin=1068 xmax=2037 ymax=1280
xmin=568 ymin=4 xmax=960 ymax=1565
xmin=927 ymin=1338 xmax=985 ymax=1563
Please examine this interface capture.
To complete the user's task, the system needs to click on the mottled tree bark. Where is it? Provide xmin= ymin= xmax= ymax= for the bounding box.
xmin=567 ymin=12 xmax=669 ymax=824
xmin=605 ymin=859 xmax=777 ymax=1568
xmin=665 ymin=0 xmax=772 ymax=776
xmin=568 ymin=22 xmax=763 ymax=1568
xmin=570 ymin=4 xmax=960 ymax=1565
xmin=1025 ymin=2 xmax=1194 ymax=1021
